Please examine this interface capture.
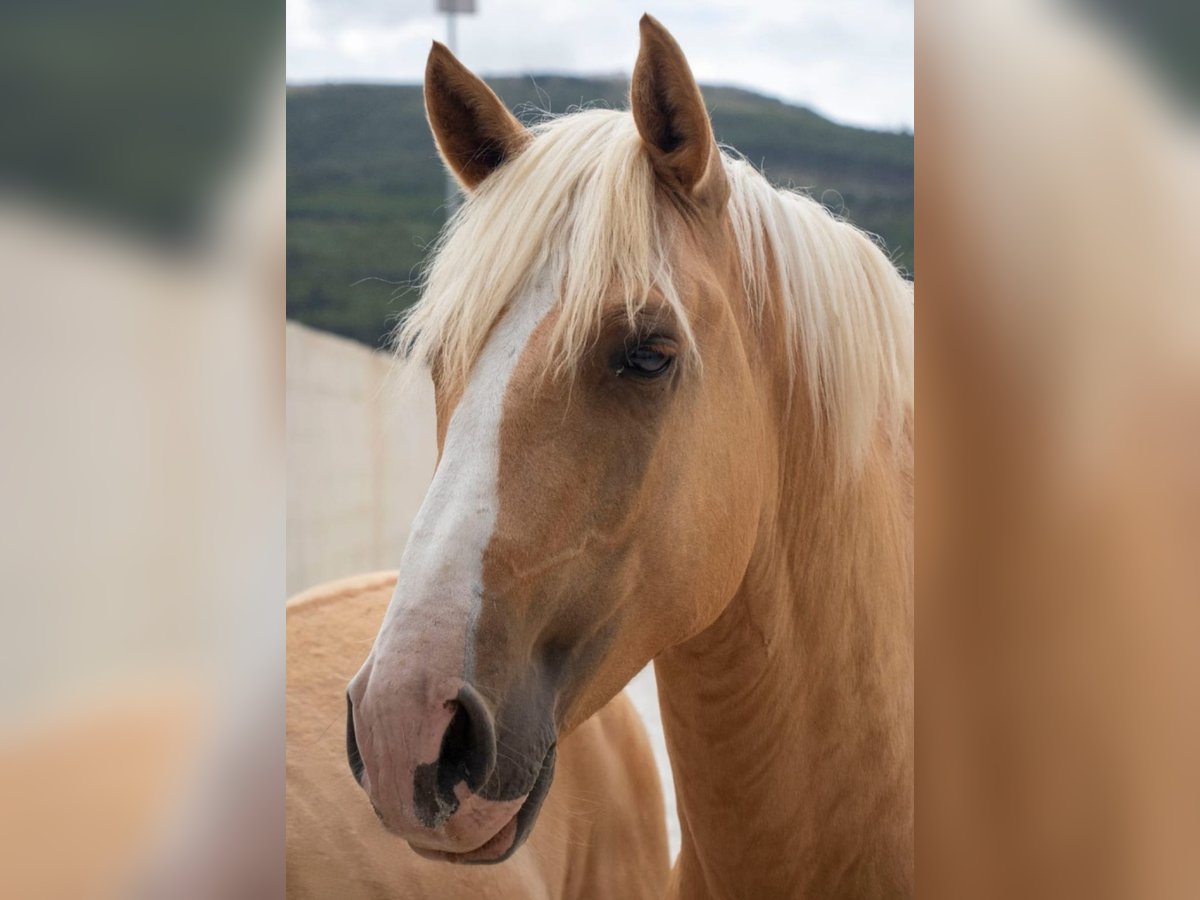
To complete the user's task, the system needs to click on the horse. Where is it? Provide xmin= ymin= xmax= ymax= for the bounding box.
xmin=286 ymin=572 xmax=669 ymax=899
xmin=346 ymin=14 xmax=913 ymax=898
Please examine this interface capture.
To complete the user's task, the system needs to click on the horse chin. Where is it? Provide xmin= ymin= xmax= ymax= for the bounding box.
xmin=412 ymin=748 xmax=556 ymax=868
xmin=408 ymin=744 xmax=557 ymax=866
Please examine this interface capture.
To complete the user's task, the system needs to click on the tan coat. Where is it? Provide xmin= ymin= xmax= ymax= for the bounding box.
xmin=286 ymin=572 xmax=669 ymax=900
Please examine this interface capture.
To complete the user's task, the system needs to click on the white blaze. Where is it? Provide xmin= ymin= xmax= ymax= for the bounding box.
xmin=371 ymin=275 xmax=556 ymax=677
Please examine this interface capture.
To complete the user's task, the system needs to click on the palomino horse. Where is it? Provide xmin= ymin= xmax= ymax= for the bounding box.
xmin=287 ymin=572 xmax=668 ymax=898
xmin=347 ymin=14 xmax=913 ymax=898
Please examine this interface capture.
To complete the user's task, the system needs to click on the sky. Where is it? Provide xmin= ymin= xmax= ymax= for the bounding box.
xmin=287 ymin=0 xmax=913 ymax=131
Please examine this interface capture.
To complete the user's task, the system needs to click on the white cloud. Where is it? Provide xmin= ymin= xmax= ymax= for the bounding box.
xmin=286 ymin=0 xmax=912 ymax=130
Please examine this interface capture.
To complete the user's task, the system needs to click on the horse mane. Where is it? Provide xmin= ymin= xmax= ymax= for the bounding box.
xmin=397 ymin=108 xmax=912 ymax=473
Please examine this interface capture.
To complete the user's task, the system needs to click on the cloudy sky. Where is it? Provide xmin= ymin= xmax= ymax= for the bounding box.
xmin=288 ymin=0 xmax=913 ymax=131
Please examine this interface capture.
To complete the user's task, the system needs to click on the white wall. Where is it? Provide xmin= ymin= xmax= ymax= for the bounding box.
xmin=286 ymin=321 xmax=436 ymax=596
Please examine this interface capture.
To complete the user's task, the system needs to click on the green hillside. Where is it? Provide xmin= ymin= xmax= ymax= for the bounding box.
xmin=287 ymin=78 xmax=913 ymax=349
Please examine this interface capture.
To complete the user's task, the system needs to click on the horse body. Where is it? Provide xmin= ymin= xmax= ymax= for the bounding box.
xmin=286 ymin=572 xmax=669 ymax=899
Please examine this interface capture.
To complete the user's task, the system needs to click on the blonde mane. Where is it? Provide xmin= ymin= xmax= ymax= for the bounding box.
xmin=397 ymin=107 xmax=912 ymax=471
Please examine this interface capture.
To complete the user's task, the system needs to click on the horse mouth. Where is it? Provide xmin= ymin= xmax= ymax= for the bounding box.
xmin=410 ymin=743 xmax=557 ymax=865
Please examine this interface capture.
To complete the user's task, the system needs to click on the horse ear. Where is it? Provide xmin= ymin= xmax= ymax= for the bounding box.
xmin=425 ymin=41 xmax=531 ymax=191
xmin=631 ymin=15 xmax=728 ymax=210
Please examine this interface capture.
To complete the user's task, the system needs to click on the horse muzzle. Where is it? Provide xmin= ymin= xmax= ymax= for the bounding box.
xmin=345 ymin=658 xmax=557 ymax=864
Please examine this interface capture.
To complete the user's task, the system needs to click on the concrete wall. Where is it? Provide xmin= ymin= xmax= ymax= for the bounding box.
xmin=286 ymin=322 xmax=436 ymax=596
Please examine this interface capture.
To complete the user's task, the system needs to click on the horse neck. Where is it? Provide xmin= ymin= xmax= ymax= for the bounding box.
xmin=656 ymin=389 xmax=914 ymax=898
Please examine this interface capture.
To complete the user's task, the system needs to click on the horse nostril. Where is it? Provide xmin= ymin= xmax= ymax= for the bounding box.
xmin=346 ymin=692 xmax=365 ymax=785
xmin=440 ymin=685 xmax=497 ymax=792
xmin=412 ymin=684 xmax=497 ymax=828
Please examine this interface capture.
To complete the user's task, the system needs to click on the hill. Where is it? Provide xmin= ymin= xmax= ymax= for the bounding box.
xmin=287 ymin=78 xmax=913 ymax=349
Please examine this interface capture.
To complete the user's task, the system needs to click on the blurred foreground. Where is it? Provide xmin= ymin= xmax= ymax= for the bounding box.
xmin=918 ymin=2 xmax=1200 ymax=897
xmin=1 ymin=3 xmax=283 ymax=897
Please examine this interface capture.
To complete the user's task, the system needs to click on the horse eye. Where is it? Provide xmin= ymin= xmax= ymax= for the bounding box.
xmin=619 ymin=343 xmax=674 ymax=378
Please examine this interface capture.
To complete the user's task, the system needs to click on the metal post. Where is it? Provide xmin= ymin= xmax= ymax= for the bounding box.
xmin=437 ymin=1 xmax=477 ymax=216
xmin=444 ymin=9 xmax=459 ymax=214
